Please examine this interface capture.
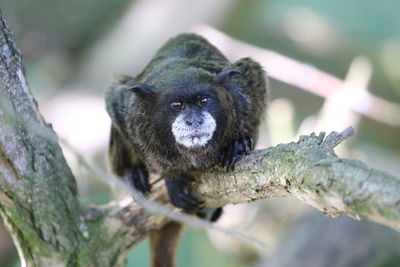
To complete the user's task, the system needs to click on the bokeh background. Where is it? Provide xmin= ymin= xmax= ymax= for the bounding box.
xmin=1 ymin=0 xmax=400 ymax=266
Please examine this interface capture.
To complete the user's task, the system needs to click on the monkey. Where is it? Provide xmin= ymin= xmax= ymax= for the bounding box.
xmin=105 ymin=33 xmax=268 ymax=267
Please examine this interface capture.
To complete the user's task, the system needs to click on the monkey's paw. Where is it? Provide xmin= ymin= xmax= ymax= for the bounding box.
xmin=124 ymin=165 xmax=151 ymax=194
xmin=221 ymin=133 xmax=254 ymax=171
xmin=165 ymin=178 xmax=203 ymax=212
xmin=197 ymin=207 xmax=223 ymax=222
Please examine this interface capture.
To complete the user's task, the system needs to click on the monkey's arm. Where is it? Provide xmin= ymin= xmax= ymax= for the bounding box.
xmin=233 ymin=57 xmax=268 ymax=140
xmin=106 ymin=76 xmax=152 ymax=193
xmin=109 ymin=126 xmax=150 ymax=193
xmin=108 ymin=126 xmax=132 ymax=176
xmin=221 ymin=58 xmax=268 ymax=171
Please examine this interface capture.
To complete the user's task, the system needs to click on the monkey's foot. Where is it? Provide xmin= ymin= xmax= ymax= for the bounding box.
xmin=221 ymin=133 xmax=254 ymax=171
xmin=165 ymin=178 xmax=203 ymax=212
xmin=124 ymin=165 xmax=151 ymax=194
xmin=197 ymin=207 xmax=223 ymax=222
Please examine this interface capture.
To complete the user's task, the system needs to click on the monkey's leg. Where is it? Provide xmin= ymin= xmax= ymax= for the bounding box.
xmin=149 ymin=210 xmax=222 ymax=267
xmin=150 ymin=221 xmax=183 ymax=267
xmin=124 ymin=164 xmax=151 ymax=194
xmin=165 ymin=174 xmax=203 ymax=212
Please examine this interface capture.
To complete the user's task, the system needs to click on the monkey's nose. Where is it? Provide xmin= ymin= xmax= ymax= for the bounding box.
xmin=185 ymin=118 xmax=203 ymax=127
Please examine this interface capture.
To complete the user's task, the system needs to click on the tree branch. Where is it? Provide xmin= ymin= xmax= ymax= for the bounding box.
xmin=190 ymin=127 xmax=400 ymax=232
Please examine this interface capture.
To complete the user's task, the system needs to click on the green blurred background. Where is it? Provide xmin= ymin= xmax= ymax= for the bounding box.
xmin=1 ymin=0 xmax=400 ymax=266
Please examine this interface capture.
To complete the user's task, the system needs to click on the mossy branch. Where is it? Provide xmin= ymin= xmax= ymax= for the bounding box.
xmin=0 ymin=7 xmax=399 ymax=267
xmin=191 ymin=127 xmax=400 ymax=232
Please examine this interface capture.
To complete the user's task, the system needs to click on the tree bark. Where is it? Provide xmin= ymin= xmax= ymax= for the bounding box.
xmin=191 ymin=128 xmax=400 ymax=232
xmin=0 ymin=7 xmax=399 ymax=267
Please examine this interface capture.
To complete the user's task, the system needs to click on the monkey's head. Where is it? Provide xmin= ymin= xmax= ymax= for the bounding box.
xmin=107 ymin=67 xmax=240 ymax=152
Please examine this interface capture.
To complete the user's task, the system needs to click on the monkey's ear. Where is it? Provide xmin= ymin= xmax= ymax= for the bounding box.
xmin=215 ymin=68 xmax=241 ymax=86
xmin=128 ymin=83 xmax=155 ymax=96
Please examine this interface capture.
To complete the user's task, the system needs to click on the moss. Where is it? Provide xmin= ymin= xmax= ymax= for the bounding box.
xmin=345 ymin=199 xmax=373 ymax=217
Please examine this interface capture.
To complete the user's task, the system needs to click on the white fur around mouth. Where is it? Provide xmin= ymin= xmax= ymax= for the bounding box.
xmin=172 ymin=112 xmax=216 ymax=148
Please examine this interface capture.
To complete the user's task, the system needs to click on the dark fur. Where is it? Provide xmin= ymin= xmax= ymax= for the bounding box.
xmin=106 ymin=33 xmax=268 ymax=266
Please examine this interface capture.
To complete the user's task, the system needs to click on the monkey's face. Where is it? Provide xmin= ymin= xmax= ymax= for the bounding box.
xmin=169 ymin=94 xmax=217 ymax=148
xmin=108 ymin=68 xmax=237 ymax=151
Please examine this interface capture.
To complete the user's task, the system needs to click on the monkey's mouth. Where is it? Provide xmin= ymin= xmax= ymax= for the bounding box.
xmin=175 ymin=131 xmax=213 ymax=148
xmin=184 ymin=130 xmax=209 ymax=139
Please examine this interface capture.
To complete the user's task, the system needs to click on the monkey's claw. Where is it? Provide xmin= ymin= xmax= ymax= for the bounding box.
xmin=238 ymin=133 xmax=254 ymax=154
xmin=166 ymin=178 xmax=203 ymax=212
xmin=197 ymin=207 xmax=223 ymax=222
xmin=170 ymin=192 xmax=202 ymax=212
xmin=124 ymin=165 xmax=151 ymax=194
xmin=221 ymin=133 xmax=254 ymax=171
xmin=221 ymin=140 xmax=239 ymax=171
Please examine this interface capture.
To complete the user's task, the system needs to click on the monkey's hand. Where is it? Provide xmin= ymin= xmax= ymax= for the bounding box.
xmin=165 ymin=176 xmax=203 ymax=212
xmin=124 ymin=165 xmax=151 ymax=194
xmin=221 ymin=133 xmax=254 ymax=171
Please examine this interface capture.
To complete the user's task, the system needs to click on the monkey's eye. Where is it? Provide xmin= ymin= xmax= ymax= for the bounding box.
xmin=198 ymin=97 xmax=210 ymax=107
xmin=171 ymin=101 xmax=185 ymax=110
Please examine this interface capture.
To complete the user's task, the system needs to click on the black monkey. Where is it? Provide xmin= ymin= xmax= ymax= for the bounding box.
xmin=106 ymin=33 xmax=268 ymax=267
